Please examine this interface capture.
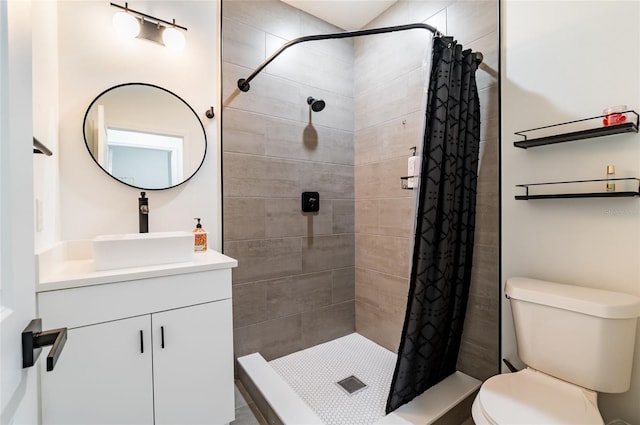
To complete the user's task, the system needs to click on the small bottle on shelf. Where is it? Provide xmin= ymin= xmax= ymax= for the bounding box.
xmin=606 ymin=165 xmax=616 ymax=192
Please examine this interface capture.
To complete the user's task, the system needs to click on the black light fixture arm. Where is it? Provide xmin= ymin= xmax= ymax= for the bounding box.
xmin=110 ymin=2 xmax=187 ymax=31
xmin=237 ymin=23 xmax=483 ymax=92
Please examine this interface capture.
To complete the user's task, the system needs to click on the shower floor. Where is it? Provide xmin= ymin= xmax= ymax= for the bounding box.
xmin=270 ymin=333 xmax=396 ymax=425
xmin=237 ymin=332 xmax=482 ymax=425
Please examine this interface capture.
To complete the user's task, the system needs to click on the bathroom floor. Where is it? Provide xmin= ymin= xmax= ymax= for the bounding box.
xmin=232 ymin=381 xmax=267 ymax=425
xmin=269 ymin=333 xmax=397 ymax=425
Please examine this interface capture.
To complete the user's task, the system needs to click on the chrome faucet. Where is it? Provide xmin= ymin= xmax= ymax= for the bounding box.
xmin=139 ymin=192 xmax=149 ymax=233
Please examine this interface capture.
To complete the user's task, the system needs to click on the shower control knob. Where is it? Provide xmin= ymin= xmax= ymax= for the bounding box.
xmin=301 ymin=192 xmax=320 ymax=213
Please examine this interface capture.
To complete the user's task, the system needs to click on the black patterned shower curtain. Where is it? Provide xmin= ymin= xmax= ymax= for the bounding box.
xmin=386 ymin=36 xmax=481 ymax=413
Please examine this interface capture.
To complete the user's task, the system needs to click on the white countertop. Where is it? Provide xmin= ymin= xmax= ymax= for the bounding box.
xmin=36 ymin=240 xmax=237 ymax=292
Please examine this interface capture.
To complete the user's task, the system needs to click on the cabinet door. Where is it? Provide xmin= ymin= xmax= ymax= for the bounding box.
xmin=153 ymin=300 xmax=234 ymax=425
xmin=41 ymin=315 xmax=154 ymax=425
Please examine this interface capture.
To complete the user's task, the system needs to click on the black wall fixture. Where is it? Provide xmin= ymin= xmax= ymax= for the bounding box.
xmin=22 ymin=319 xmax=67 ymax=372
xmin=33 ymin=137 xmax=53 ymax=156
xmin=302 ymin=192 xmax=320 ymax=212
xmin=237 ymin=23 xmax=483 ymax=92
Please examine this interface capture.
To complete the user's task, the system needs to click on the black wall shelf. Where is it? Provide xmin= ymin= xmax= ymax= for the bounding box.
xmin=514 ymin=111 xmax=639 ymax=149
xmin=515 ymin=178 xmax=640 ymax=200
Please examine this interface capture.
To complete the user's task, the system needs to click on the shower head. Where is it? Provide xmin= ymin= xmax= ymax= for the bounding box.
xmin=307 ymin=96 xmax=326 ymax=112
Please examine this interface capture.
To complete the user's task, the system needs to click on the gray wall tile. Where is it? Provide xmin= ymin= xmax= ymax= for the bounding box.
xmin=233 ymin=281 xmax=268 ymax=328
xmin=265 ymin=198 xmax=305 ymax=238
xmin=223 ymin=62 xmax=305 ymax=122
xmin=354 ymin=111 xmax=424 ymax=167
xmin=224 ymin=198 xmax=266 ymax=241
xmin=352 ymin=0 xmax=499 ymax=385
xmin=224 ymin=0 xmax=498 ymax=384
xmin=301 ymin=162 xmax=354 ymax=199
xmin=378 ymin=197 xmax=415 ymax=238
xmin=223 ymin=0 xmax=356 ymax=364
xmin=263 ymin=118 xmax=354 ymax=166
xmin=405 ymin=0 xmax=454 ymax=23
xmin=223 ymin=109 xmax=267 ymax=155
xmin=234 ymin=314 xmax=303 ymax=361
xmin=223 ymin=0 xmax=301 ymax=40
xmin=222 ymin=17 xmax=265 ymax=69
xmin=355 ymin=300 xmax=403 ymax=353
xmin=225 ymin=238 xmax=302 ymax=284
xmin=332 ymin=267 xmax=355 ymax=303
xmin=355 ymin=234 xmax=411 ymax=277
xmin=332 ymin=200 xmax=354 ymax=234
xmin=265 ymin=34 xmax=354 ymax=97
xmin=301 ymin=301 xmax=356 ymax=347
xmin=446 ymin=0 xmax=498 ymax=45
xmin=266 ymin=271 xmax=333 ymax=318
xmin=355 ymin=199 xmax=378 ymax=234
xmin=224 ymin=153 xmax=300 ymax=198
xmin=355 ymin=158 xmax=407 ymax=200
xmin=265 ymin=198 xmax=334 ymax=238
xmin=355 ymin=267 xmax=408 ymax=321
xmin=302 ymin=234 xmax=355 ymax=273
xmin=467 ymin=32 xmax=498 ymax=91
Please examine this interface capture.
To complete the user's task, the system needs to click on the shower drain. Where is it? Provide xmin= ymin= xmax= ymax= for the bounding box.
xmin=336 ymin=375 xmax=367 ymax=395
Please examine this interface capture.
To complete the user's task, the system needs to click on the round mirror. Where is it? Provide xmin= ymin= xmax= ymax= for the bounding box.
xmin=83 ymin=83 xmax=207 ymax=190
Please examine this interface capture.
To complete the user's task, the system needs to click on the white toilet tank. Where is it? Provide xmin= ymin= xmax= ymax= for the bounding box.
xmin=506 ymin=277 xmax=640 ymax=393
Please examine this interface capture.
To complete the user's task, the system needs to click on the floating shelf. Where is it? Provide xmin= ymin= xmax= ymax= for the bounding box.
xmin=514 ymin=111 xmax=639 ymax=149
xmin=515 ymin=178 xmax=640 ymax=200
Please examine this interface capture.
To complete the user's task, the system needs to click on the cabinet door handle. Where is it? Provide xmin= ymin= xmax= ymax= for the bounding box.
xmin=140 ymin=330 xmax=144 ymax=353
xmin=160 ymin=326 xmax=165 ymax=349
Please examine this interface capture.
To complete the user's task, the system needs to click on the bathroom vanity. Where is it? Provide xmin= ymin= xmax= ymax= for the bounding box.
xmin=35 ymin=240 xmax=237 ymax=425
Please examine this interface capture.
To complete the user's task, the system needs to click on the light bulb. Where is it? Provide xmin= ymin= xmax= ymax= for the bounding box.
xmin=113 ymin=11 xmax=140 ymax=39
xmin=162 ymin=27 xmax=186 ymax=51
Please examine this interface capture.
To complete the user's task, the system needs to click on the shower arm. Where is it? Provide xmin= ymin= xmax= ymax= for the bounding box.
xmin=236 ymin=23 xmax=483 ymax=92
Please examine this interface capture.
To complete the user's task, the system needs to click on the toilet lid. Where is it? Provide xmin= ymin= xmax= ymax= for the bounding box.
xmin=478 ymin=369 xmax=603 ymax=425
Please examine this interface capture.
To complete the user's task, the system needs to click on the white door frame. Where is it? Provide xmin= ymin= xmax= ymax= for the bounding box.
xmin=0 ymin=1 xmax=38 ymax=424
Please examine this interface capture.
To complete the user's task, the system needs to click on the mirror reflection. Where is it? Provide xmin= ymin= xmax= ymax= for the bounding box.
xmin=83 ymin=83 xmax=206 ymax=190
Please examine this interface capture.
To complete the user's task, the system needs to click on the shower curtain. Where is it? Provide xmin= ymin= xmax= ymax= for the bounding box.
xmin=386 ymin=36 xmax=481 ymax=413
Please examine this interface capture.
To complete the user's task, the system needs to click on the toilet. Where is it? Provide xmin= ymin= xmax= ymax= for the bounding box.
xmin=472 ymin=277 xmax=640 ymax=425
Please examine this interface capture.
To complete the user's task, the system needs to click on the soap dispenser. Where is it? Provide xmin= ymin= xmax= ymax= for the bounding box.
xmin=193 ymin=218 xmax=207 ymax=252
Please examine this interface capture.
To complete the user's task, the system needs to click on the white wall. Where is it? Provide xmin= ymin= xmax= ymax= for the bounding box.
xmin=56 ymin=1 xmax=220 ymax=247
xmin=501 ymin=1 xmax=640 ymax=423
xmin=33 ymin=1 xmax=60 ymax=251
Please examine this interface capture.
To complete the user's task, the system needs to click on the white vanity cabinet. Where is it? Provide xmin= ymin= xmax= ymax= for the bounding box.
xmin=153 ymin=299 xmax=233 ymax=425
xmin=36 ymin=247 xmax=237 ymax=425
xmin=41 ymin=315 xmax=155 ymax=425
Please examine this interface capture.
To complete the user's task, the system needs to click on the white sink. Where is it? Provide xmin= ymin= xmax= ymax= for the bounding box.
xmin=92 ymin=231 xmax=195 ymax=271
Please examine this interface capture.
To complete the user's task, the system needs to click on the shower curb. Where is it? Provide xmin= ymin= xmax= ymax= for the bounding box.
xmin=237 ymin=353 xmax=324 ymax=425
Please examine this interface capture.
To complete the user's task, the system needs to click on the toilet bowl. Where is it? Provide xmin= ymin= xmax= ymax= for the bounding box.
xmin=472 ymin=368 xmax=603 ymax=425
xmin=472 ymin=277 xmax=640 ymax=425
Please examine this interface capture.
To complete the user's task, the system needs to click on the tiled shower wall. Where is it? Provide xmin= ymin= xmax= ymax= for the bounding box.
xmin=222 ymin=0 xmax=356 ymax=361
xmin=353 ymin=0 xmax=500 ymax=381
xmin=222 ymin=0 xmax=499 ymax=382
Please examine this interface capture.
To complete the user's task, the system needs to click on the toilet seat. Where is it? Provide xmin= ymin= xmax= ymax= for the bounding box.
xmin=475 ymin=368 xmax=604 ymax=425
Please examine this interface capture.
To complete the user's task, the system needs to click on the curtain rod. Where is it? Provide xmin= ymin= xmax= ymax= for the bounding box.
xmin=236 ymin=23 xmax=483 ymax=92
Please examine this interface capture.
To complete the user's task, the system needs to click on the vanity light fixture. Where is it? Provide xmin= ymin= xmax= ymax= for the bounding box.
xmin=110 ymin=2 xmax=187 ymax=50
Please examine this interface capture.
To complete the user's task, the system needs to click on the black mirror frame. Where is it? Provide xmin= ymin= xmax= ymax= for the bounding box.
xmin=82 ymin=82 xmax=207 ymax=191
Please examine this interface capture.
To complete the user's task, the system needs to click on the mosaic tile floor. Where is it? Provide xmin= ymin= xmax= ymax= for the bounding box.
xmin=269 ymin=333 xmax=397 ymax=425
